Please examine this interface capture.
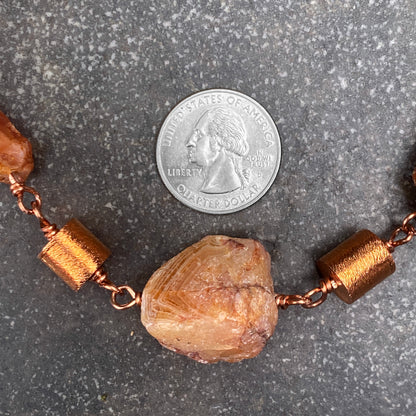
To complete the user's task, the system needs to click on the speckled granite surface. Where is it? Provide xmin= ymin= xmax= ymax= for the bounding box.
xmin=1 ymin=1 xmax=416 ymax=415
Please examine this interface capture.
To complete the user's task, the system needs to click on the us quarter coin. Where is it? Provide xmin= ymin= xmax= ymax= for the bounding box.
xmin=156 ymin=89 xmax=281 ymax=214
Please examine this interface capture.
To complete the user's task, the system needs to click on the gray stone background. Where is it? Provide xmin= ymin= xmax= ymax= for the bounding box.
xmin=0 ymin=1 xmax=415 ymax=415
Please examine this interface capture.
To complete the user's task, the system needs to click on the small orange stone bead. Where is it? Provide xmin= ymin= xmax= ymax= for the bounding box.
xmin=0 ymin=110 xmax=34 ymax=183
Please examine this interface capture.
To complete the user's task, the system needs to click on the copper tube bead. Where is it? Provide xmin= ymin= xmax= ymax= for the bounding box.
xmin=38 ymin=218 xmax=111 ymax=291
xmin=316 ymin=230 xmax=395 ymax=304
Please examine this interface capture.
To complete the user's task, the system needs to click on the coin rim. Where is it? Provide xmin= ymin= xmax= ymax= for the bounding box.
xmin=156 ymin=88 xmax=282 ymax=214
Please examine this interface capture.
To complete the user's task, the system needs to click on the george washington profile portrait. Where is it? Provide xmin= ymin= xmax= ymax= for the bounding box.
xmin=186 ymin=106 xmax=250 ymax=194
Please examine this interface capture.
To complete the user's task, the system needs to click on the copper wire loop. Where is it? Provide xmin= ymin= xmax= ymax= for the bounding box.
xmin=386 ymin=211 xmax=416 ymax=252
xmin=13 ymin=184 xmax=42 ymax=215
xmin=8 ymin=174 xmax=140 ymax=309
xmin=40 ymin=223 xmax=59 ymax=240
xmin=91 ymin=267 xmax=119 ymax=293
xmin=92 ymin=267 xmax=141 ymax=310
xmin=275 ymin=278 xmax=338 ymax=310
xmin=111 ymin=285 xmax=142 ymax=310
xmin=8 ymin=172 xmax=59 ymax=241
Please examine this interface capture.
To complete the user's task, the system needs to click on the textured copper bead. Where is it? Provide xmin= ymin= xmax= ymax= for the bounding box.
xmin=316 ymin=230 xmax=395 ymax=304
xmin=38 ymin=218 xmax=111 ymax=291
xmin=0 ymin=110 xmax=34 ymax=183
xmin=141 ymin=235 xmax=278 ymax=363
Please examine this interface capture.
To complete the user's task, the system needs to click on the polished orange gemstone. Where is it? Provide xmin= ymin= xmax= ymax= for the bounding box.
xmin=0 ymin=111 xmax=34 ymax=183
xmin=141 ymin=235 xmax=278 ymax=363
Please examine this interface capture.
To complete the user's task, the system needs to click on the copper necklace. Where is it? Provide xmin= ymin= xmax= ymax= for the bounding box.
xmin=1 ymin=108 xmax=414 ymax=364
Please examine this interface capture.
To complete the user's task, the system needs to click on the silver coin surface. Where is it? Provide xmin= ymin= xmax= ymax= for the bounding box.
xmin=156 ymin=89 xmax=281 ymax=214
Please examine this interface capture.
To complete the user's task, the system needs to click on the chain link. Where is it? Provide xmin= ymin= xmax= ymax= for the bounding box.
xmin=7 ymin=173 xmax=141 ymax=310
xmin=275 ymin=207 xmax=416 ymax=310
xmin=111 ymin=285 xmax=142 ymax=310
xmin=8 ymin=172 xmax=59 ymax=240
xmin=385 ymin=211 xmax=416 ymax=252
xmin=275 ymin=278 xmax=338 ymax=310
xmin=92 ymin=267 xmax=141 ymax=310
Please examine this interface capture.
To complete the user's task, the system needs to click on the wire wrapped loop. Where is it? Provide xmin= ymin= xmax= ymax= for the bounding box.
xmin=275 ymin=278 xmax=338 ymax=310
xmin=111 ymin=285 xmax=142 ymax=310
xmin=92 ymin=267 xmax=141 ymax=310
xmin=8 ymin=172 xmax=59 ymax=240
xmin=386 ymin=211 xmax=416 ymax=252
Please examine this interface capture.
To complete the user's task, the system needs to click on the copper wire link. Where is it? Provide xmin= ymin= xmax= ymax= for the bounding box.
xmin=8 ymin=172 xmax=59 ymax=240
xmin=91 ymin=267 xmax=142 ymax=310
xmin=275 ymin=278 xmax=338 ymax=310
xmin=7 ymin=173 xmax=141 ymax=310
xmin=386 ymin=211 xmax=416 ymax=252
xmin=91 ymin=267 xmax=120 ymax=293
xmin=111 ymin=285 xmax=142 ymax=310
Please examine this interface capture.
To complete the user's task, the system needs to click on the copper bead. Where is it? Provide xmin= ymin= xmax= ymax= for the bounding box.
xmin=141 ymin=235 xmax=278 ymax=363
xmin=316 ymin=230 xmax=395 ymax=304
xmin=0 ymin=110 xmax=34 ymax=183
xmin=38 ymin=219 xmax=111 ymax=291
